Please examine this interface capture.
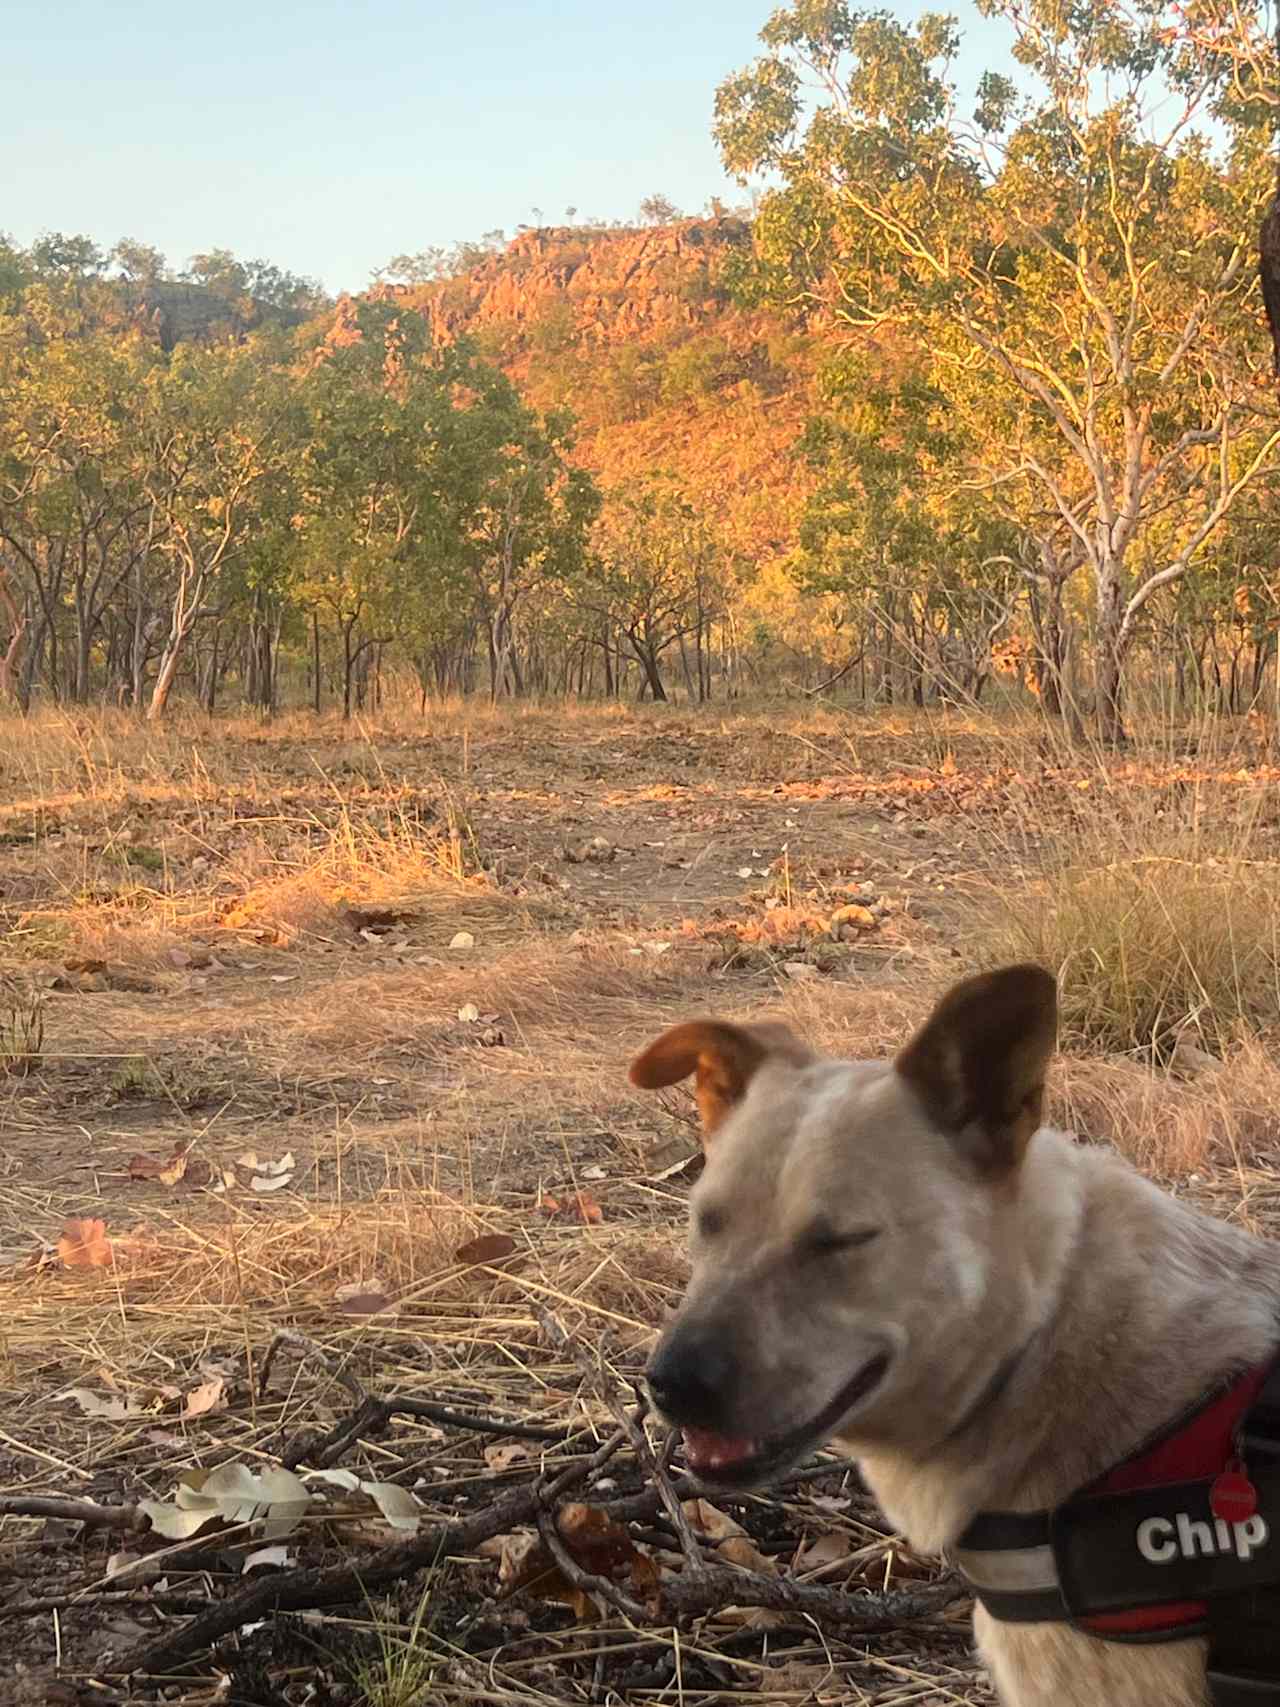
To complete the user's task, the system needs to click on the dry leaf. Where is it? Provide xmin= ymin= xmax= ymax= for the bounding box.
xmin=127 ymin=1152 xmax=167 ymax=1181
xmin=454 ymin=1233 xmax=517 ymax=1266
xmin=484 ymin=1441 xmax=530 ymax=1472
xmin=457 ymin=1002 xmax=480 ymax=1022
xmin=158 ymin=1149 xmax=189 ymax=1186
xmin=57 ymin=1217 xmax=113 ymax=1269
xmin=59 ymin=1387 xmax=145 ymax=1421
xmin=830 ymin=903 xmax=877 ymax=938
xmin=128 ymin=1148 xmax=188 ymax=1186
xmin=449 ymin=931 xmax=475 ymax=949
xmin=250 ymin=1172 xmax=294 ymax=1193
xmin=141 ymin=1461 xmax=312 ymax=1542
xmin=182 ymin=1376 xmax=227 ymax=1419
xmin=538 ymin=1191 xmax=603 ymax=1224
xmin=795 ymin=1532 xmax=852 ymax=1572
xmin=184 ymin=1156 xmax=213 ymax=1188
xmin=335 ymin=1280 xmax=397 ymax=1316
xmin=243 ymin=1544 xmax=292 ymax=1573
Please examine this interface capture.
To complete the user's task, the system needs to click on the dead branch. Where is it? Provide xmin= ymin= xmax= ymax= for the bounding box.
xmin=0 ymin=1590 xmax=213 ymax=1622
xmin=115 ymin=1401 xmax=959 ymax=1681
xmin=118 ymin=1473 xmax=569 ymax=1675
xmin=660 ymin=1567 xmax=966 ymax=1631
xmin=0 ymin=1495 xmax=149 ymax=1533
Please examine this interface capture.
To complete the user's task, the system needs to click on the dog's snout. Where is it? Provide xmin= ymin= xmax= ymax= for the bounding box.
xmin=646 ymin=1331 xmax=735 ymax=1428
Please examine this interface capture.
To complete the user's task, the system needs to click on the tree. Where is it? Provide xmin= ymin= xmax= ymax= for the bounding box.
xmin=579 ymin=477 xmax=729 ymax=702
xmin=431 ymin=344 xmax=599 ymax=699
xmin=111 ymin=239 xmax=169 ymax=286
xmin=639 ymin=194 xmax=682 ymax=225
xmin=716 ymin=0 xmax=1280 ymax=739
xmin=794 ymin=353 xmax=1018 ymax=704
xmin=140 ymin=343 xmax=293 ymax=719
xmin=184 ymin=249 xmax=325 ymax=315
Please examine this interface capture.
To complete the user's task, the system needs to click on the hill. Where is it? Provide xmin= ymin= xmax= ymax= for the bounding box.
xmin=336 ymin=219 xmax=826 ymax=587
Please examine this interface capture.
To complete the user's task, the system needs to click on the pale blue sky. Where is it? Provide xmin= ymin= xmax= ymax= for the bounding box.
xmin=6 ymin=0 xmax=1004 ymax=295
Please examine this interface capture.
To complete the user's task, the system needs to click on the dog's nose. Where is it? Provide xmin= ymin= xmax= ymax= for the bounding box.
xmin=646 ymin=1332 xmax=734 ymax=1428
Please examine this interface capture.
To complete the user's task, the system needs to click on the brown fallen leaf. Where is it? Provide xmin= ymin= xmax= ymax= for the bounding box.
xmin=455 ymin=1233 xmax=517 ymax=1266
xmin=183 ymin=1156 xmax=213 ymax=1188
xmin=829 ymin=903 xmax=877 ymax=939
xmin=538 ymin=1191 xmax=603 ymax=1225
xmin=127 ymin=1146 xmax=189 ymax=1186
xmin=335 ymin=1278 xmax=398 ymax=1316
xmin=182 ymin=1376 xmax=227 ymax=1419
xmin=57 ymin=1217 xmax=113 ymax=1269
xmin=484 ymin=1441 xmax=531 ymax=1473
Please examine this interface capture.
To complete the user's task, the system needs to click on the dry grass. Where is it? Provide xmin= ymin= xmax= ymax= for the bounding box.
xmin=973 ymin=745 xmax=1280 ymax=1056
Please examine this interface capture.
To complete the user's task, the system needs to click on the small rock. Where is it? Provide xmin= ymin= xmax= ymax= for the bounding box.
xmin=783 ymin=960 xmax=819 ymax=980
xmin=449 ymin=931 xmax=475 ymax=950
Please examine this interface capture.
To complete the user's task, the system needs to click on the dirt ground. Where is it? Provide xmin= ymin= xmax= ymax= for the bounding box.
xmin=2 ymin=699 xmax=1278 ymax=1706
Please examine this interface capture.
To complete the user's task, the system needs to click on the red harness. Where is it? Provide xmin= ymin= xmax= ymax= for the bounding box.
xmin=1078 ymin=1359 xmax=1272 ymax=1638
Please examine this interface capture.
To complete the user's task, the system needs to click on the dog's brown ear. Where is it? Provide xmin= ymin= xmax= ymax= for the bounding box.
xmin=895 ymin=964 xmax=1057 ymax=1175
xmin=630 ymin=1019 xmax=810 ymax=1138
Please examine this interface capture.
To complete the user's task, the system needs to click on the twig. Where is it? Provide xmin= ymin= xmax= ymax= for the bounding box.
xmin=660 ymin=1568 xmax=966 ymax=1630
xmin=1 ymin=1590 xmax=213 ymax=1622
xmin=616 ymin=1387 xmax=706 ymax=1571
xmin=0 ymin=1495 xmax=148 ymax=1533
xmin=258 ymin=1328 xmax=364 ymax=1405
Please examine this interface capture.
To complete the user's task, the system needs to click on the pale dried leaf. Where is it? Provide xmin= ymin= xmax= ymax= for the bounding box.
xmin=59 ymin=1387 xmax=145 ymax=1421
xmin=250 ymin=1172 xmax=294 ymax=1193
xmin=363 ymin=1482 xmax=423 ymax=1532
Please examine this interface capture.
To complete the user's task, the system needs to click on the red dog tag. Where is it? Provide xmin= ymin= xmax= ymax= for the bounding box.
xmin=1210 ymin=1462 xmax=1259 ymax=1524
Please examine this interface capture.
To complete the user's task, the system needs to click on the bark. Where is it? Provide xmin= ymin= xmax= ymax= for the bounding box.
xmin=0 ymin=566 xmax=27 ymax=704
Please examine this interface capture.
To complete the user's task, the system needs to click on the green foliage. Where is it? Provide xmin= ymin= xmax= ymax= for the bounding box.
xmin=715 ymin=0 xmax=1280 ymax=731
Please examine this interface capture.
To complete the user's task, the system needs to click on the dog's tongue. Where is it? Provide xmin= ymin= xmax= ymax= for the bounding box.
xmin=682 ymin=1427 xmax=757 ymax=1473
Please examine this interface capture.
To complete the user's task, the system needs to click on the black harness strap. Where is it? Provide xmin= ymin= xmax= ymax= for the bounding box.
xmin=1207 ymin=1359 xmax=1280 ymax=1704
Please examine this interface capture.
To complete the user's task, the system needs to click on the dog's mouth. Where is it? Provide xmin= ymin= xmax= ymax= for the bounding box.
xmin=677 ymin=1353 xmax=891 ymax=1488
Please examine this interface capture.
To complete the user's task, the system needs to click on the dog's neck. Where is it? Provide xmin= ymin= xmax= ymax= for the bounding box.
xmin=845 ymin=1130 xmax=1280 ymax=1555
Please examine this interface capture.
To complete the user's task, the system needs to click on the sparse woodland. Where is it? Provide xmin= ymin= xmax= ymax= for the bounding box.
xmin=4 ymin=0 xmax=1280 ymax=735
xmin=6 ymin=2 xmax=1280 ymax=1704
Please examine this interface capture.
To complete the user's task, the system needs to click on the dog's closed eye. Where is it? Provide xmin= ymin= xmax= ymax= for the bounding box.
xmin=801 ymin=1222 xmax=881 ymax=1258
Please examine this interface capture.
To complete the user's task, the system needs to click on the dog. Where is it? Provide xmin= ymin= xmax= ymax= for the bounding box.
xmin=630 ymin=965 xmax=1280 ymax=1707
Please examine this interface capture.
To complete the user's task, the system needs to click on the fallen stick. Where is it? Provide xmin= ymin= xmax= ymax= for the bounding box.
xmin=0 ymin=1495 xmax=148 ymax=1533
xmin=661 ymin=1567 xmax=965 ymax=1630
